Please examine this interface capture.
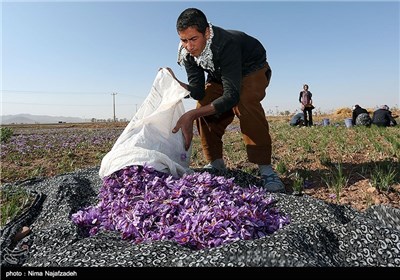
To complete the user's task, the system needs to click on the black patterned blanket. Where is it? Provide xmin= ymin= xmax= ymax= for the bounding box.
xmin=1 ymin=167 xmax=399 ymax=268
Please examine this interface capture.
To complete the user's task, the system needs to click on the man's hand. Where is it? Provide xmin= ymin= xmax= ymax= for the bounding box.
xmin=172 ymin=105 xmax=217 ymax=150
xmin=172 ymin=112 xmax=194 ymax=151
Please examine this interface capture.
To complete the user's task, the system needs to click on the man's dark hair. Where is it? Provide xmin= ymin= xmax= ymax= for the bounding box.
xmin=176 ymin=8 xmax=208 ymax=34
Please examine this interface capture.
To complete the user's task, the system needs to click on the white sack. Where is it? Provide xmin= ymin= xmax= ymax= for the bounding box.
xmin=99 ymin=68 xmax=193 ymax=178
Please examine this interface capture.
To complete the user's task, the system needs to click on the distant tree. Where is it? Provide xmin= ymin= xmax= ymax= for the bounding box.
xmin=266 ymin=109 xmax=274 ymax=116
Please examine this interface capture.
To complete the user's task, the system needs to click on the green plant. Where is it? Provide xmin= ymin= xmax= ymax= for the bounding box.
xmin=30 ymin=166 xmax=44 ymax=178
xmin=291 ymin=171 xmax=304 ymax=195
xmin=364 ymin=192 xmax=374 ymax=208
xmin=95 ymin=151 xmax=107 ymax=160
xmin=319 ymin=153 xmax=331 ymax=166
xmin=322 ymin=162 xmax=348 ymax=203
xmin=303 ymin=142 xmax=313 ymax=153
xmin=370 ymin=163 xmax=397 ymax=192
xmin=0 ymin=127 xmax=13 ymax=142
xmin=275 ymin=161 xmax=288 ymax=175
xmin=0 ymin=187 xmax=33 ymax=228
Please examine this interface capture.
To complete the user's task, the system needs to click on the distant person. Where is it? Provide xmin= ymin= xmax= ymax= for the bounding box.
xmin=299 ymin=84 xmax=314 ymax=127
xmin=352 ymin=104 xmax=371 ymax=126
xmin=289 ymin=112 xmax=304 ymax=126
xmin=372 ymin=105 xmax=397 ymax=127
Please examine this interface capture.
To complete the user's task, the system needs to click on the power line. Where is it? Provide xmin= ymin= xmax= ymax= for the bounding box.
xmin=1 ymin=90 xmax=109 ymax=95
xmin=2 ymin=101 xmax=138 ymax=107
xmin=1 ymin=89 xmax=143 ymax=98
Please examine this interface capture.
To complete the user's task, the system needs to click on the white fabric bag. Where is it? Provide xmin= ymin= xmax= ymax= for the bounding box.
xmin=99 ymin=68 xmax=192 ymax=178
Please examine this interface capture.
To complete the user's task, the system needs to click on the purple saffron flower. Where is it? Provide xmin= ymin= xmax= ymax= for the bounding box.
xmin=71 ymin=164 xmax=290 ymax=250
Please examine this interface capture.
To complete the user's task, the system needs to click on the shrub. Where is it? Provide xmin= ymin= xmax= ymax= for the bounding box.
xmin=0 ymin=127 xmax=13 ymax=143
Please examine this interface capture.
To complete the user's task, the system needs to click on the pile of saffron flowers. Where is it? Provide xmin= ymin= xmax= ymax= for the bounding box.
xmin=71 ymin=164 xmax=290 ymax=250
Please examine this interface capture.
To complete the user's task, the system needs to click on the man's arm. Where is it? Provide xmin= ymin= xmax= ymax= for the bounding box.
xmin=172 ymin=104 xmax=217 ymax=150
xmin=352 ymin=110 xmax=357 ymax=124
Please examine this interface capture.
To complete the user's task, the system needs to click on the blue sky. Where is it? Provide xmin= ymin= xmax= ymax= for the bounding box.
xmin=2 ymin=0 xmax=399 ymax=120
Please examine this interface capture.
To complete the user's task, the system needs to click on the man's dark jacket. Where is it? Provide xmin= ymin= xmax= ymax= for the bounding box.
xmin=181 ymin=26 xmax=268 ymax=114
xmin=372 ymin=109 xmax=397 ymax=127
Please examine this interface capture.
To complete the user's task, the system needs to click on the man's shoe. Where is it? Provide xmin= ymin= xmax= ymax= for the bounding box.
xmin=203 ymin=159 xmax=227 ymax=172
xmin=262 ymin=173 xmax=285 ymax=193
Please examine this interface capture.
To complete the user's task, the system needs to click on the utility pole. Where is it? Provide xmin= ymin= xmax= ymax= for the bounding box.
xmin=112 ymin=92 xmax=117 ymax=122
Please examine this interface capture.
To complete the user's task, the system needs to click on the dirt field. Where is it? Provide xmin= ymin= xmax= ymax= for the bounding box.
xmin=2 ymin=109 xmax=399 ymax=212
